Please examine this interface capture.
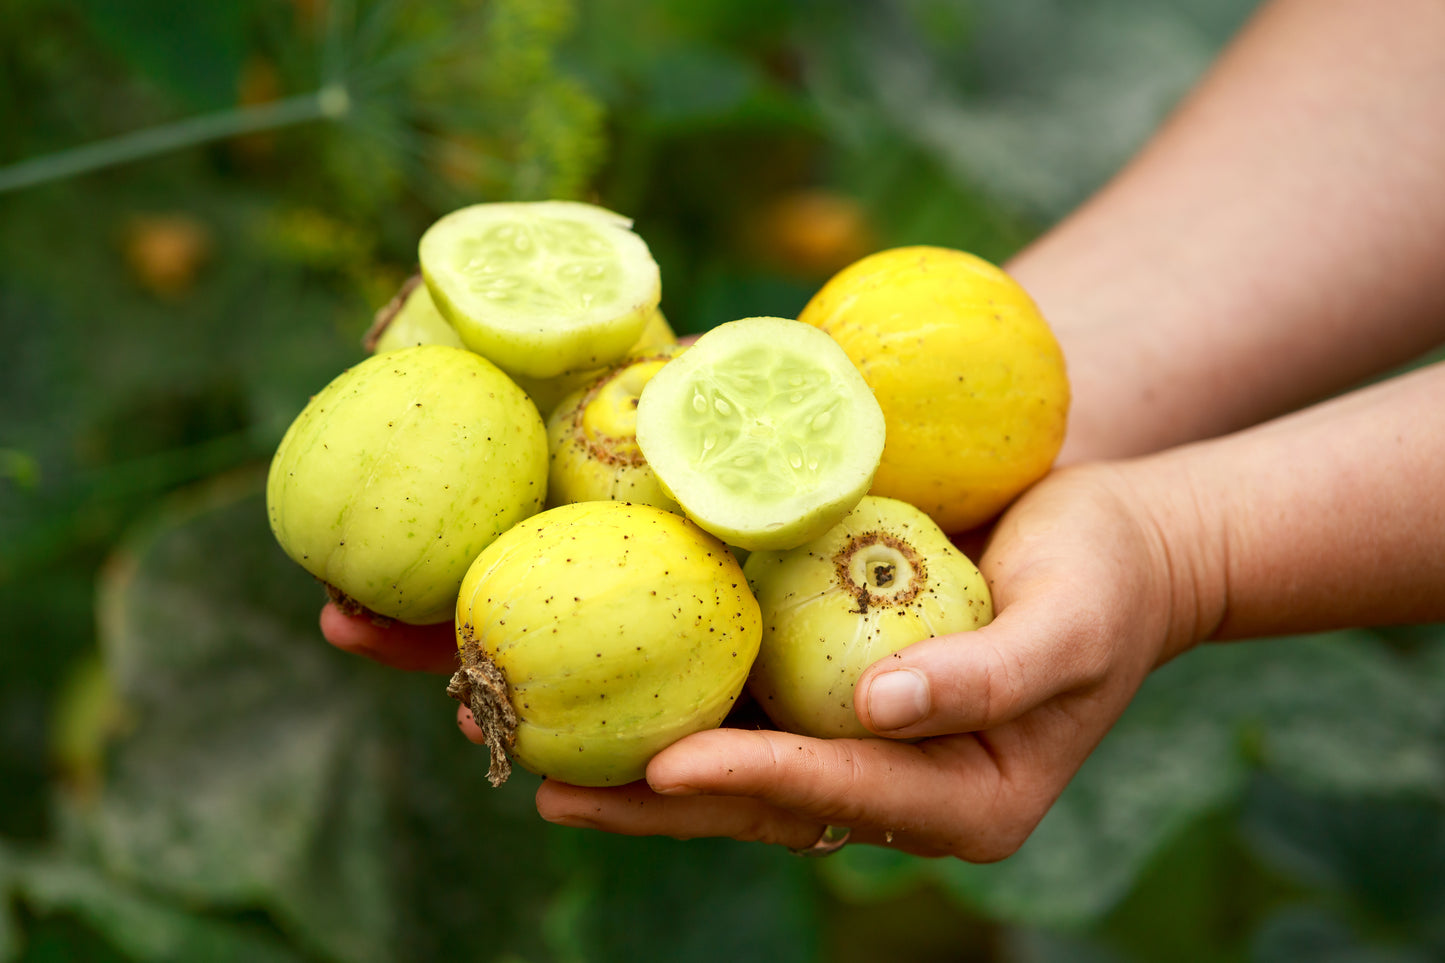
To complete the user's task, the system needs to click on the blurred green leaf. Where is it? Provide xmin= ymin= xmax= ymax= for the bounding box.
xmin=823 ymin=634 xmax=1445 ymax=929
xmin=1090 ymin=809 xmax=1304 ymax=963
xmin=13 ymin=853 xmax=304 ymax=963
xmin=1243 ymin=778 xmax=1445 ymax=932
xmin=0 ymin=845 xmax=18 ymax=962
xmin=77 ymin=470 xmax=393 ymax=963
xmin=799 ymin=0 xmax=1259 ymax=220
xmin=548 ymin=833 xmax=820 ymax=963
xmin=639 ymin=47 xmax=758 ymax=127
xmin=0 ymin=452 xmax=41 ymax=492
xmin=835 ymin=142 xmax=1036 ymax=260
xmin=1250 ymin=906 xmax=1437 ymax=963
xmin=77 ymin=0 xmax=247 ymax=111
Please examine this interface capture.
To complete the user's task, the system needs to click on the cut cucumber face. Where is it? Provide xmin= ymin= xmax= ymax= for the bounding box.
xmin=635 ymin=317 xmax=885 ymax=551
xmin=419 ymin=201 xmax=661 ymax=379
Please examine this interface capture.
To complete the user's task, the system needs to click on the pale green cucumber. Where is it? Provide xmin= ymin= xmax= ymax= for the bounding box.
xmin=744 ymin=496 xmax=993 ymax=739
xmin=419 ymin=201 xmax=660 ymax=379
xmin=364 ymin=274 xmax=465 ymax=354
xmin=634 ymin=316 xmax=885 ymax=551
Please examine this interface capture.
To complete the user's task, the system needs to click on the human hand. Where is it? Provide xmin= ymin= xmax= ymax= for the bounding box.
xmin=317 ymin=458 xmax=1212 ymax=860
xmin=320 ymin=602 xmax=457 ymax=673
xmin=530 ymin=462 xmax=1211 ymax=859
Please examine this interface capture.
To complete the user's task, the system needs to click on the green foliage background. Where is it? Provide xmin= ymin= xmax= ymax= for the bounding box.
xmin=3 ymin=1 xmax=1443 ymax=961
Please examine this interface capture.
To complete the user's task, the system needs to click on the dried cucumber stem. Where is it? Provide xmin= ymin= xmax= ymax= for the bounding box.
xmin=324 ymin=581 xmax=394 ymax=627
xmin=362 ymin=273 xmax=425 ymax=352
xmin=446 ymin=637 xmax=519 ymax=787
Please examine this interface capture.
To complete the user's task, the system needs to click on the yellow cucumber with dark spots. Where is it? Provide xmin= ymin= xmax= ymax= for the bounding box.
xmin=449 ymin=501 xmax=761 ymax=787
xmin=545 ymin=346 xmax=684 ymax=511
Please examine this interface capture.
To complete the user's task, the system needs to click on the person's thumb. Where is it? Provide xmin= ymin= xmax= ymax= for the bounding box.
xmin=852 ymin=597 xmax=1104 ymax=739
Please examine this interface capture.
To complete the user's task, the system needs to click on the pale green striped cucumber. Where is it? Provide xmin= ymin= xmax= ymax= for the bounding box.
xmin=419 ymin=201 xmax=660 ymax=379
xmin=635 ymin=316 xmax=885 ymax=551
xmin=266 ymin=345 xmax=548 ymax=624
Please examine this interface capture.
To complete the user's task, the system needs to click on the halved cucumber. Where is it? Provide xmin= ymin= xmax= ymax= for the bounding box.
xmin=635 ymin=317 xmax=885 ymax=551
xmin=419 ymin=201 xmax=661 ymax=379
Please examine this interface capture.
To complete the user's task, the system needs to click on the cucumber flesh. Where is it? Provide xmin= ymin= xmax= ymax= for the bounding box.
xmin=636 ymin=317 xmax=885 ymax=551
xmin=419 ymin=201 xmax=660 ymax=379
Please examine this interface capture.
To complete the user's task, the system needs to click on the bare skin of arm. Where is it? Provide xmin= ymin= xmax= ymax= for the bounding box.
xmin=1011 ymin=0 xmax=1445 ymax=463
xmin=322 ymin=0 xmax=1445 ymax=857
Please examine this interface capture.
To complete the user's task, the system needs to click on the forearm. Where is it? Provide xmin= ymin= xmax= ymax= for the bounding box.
xmin=1006 ymin=0 xmax=1445 ymax=463
xmin=1137 ymin=360 xmax=1445 ymax=660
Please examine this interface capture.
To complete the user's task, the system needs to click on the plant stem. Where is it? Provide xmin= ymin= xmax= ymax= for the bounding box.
xmin=0 ymin=84 xmax=351 ymax=195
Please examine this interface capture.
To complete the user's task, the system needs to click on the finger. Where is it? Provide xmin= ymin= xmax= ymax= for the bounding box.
xmin=853 ymin=594 xmax=1110 ymax=739
xmin=319 ymin=602 xmax=459 ymax=673
xmin=536 ymin=780 xmax=827 ymax=848
xmin=457 ymin=704 xmax=485 ymax=743
xmin=470 ymin=712 xmax=931 ymax=851
xmin=642 ymin=727 xmax=1034 ymax=861
xmin=536 ymin=776 xmax=938 ymax=855
xmin=463 ymin=715 xmax=839 ymax=850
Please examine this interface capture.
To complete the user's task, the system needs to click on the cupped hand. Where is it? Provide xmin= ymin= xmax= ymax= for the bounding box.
xmin=531 ymin=462 xmax=1212 ymax=860
xmin=320 ymin=602 xmax=457 ymax=673
xmin=318 ymin=460 xmax=1211 ymax=861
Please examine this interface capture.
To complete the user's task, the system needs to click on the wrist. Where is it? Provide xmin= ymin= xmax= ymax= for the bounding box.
xmin=1097 ymin=453 xmax=1230 ymax=665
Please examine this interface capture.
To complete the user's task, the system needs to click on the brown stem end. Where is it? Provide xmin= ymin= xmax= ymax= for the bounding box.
xmin=446 ymin=640 xmax=518 ymax=788
xmin=362 ymin=273 xmax=423 ymax=353
xmin=323 ymin=581 xmax=394 ymax=627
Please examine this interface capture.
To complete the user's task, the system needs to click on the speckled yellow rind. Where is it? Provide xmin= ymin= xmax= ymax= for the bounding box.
xmin=545 ymin=347 xmax=685 ymax=512
xmin=798 ymin=246 xmax=1069 ymax=534
xmin=455 ymin=501 xmax=761 ymax=786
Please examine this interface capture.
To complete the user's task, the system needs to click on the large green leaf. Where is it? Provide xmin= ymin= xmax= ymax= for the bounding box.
xmin=825 ymin=633 xmax=1445 ymax=929
xmin=546 ymin=832 xmax=820 ymax=963
xmin=12 ymin=853 xmax=304 ymax=963
xmin=42 ymin=470 xmax=824 ymax=962
xmin=77 ymin=0 xmax=247 ymax=110
xmin=81 ymin=470 xmax=393 ymax=963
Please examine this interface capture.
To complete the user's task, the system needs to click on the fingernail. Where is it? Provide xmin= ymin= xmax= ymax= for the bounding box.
xmin=865 ymin=669 xmax=930 ymax=731
xmin=649 ymin=781 xmax=698 ymax=796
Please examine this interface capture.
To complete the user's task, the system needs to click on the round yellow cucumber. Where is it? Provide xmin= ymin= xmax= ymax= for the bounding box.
xmin=448 ymin=501 xmax=761 ymax=787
